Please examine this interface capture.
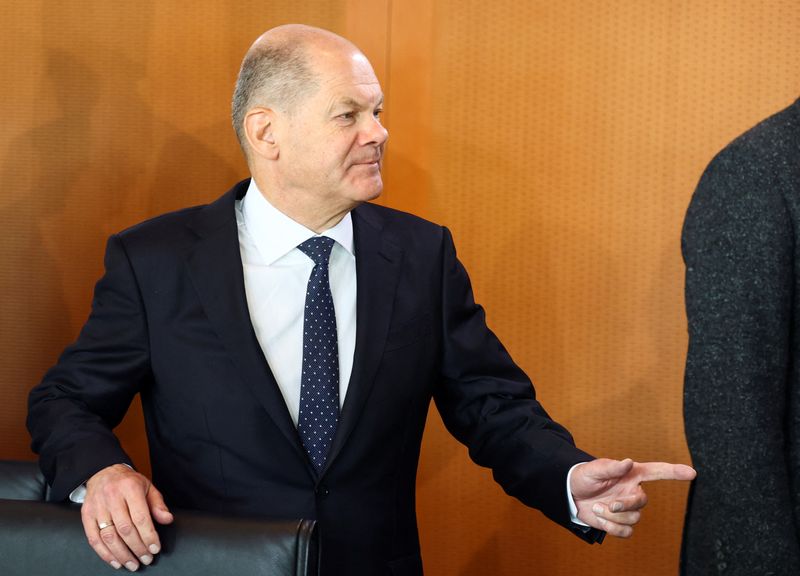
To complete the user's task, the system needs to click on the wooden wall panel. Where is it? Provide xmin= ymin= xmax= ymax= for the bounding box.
xmin=0 ymin=0 xmax=345 ymax=467
xmin=2 ymin=2 xmax=799 ymax=575
xmin=404 ymin=1 xmax=800 ymax=575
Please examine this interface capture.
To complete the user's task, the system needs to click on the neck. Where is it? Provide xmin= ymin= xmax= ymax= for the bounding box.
xmin=250 ymin=175 xmax=354 ymax=233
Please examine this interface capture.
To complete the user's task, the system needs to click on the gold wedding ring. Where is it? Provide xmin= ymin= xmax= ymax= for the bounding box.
xmin=97 ymin=520 xmax=115 ymax=530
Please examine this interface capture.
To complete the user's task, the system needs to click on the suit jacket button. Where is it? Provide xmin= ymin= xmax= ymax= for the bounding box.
xmin=316 ymin=485 xmax=330 ymax=498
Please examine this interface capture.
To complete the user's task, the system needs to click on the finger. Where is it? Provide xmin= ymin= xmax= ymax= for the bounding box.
xmin=95 ymin=514 xmax=140 ymax=572
xmin=123 ymin=492 xmax=161 ymax=565
xmin=609 ymin=492 xmax=648 ymax=512
xmin=107 ymin=475 xmax=161 ymax=567
xmin=594 ymin=515 xmax=635 ymax=538
xmin=577 ymin=504 xmax=635 ymax=538
xmin=146 ymin=484 xmax=174 ymax=527
xmin=123 ymin=485 xmax=162 ymax=561
xmin=81 ymin=508 xmax=122 ymax=570
xmin=107 ymin=499 xmax=149 ymax=570
xmin=638 ymin=462 xmax=696 ymax=482
xmin=592 ymin=503 xmax=641 ymax=527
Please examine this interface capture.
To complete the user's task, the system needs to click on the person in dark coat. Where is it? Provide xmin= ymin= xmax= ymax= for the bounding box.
xmin=682 ymin=98 xmax=800 ymax=575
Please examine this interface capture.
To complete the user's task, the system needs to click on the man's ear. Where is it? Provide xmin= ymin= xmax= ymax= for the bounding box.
xmin=244 ymin=107 xmax=279 ymax=160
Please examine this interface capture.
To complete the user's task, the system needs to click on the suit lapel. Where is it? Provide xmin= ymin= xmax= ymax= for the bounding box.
xmin=324 ymin=204 xmax=403 ymax=470
xmin=183 ymin=181 xmax=310 ymax=469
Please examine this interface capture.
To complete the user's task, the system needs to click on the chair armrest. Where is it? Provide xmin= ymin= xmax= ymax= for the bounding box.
xmin=0 ymin=499 xmax=318 ymax=576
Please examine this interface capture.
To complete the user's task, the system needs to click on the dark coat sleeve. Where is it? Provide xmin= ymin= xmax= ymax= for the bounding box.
xmin=681 ymin=129 xmax=800 ymax=574
xmin=433 ymin=227 xmax=604 ymax=543
xmin=27 ymin=234 xmax=151 ymax=501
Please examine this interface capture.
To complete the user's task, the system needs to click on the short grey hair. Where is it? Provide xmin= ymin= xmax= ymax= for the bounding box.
xmin=231 ymin=43 xmax=318 ymax=151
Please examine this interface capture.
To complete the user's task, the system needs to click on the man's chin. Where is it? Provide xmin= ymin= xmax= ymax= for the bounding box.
xmin=365 ymin=186 xmax=383 ymax=203
xmin=350 ymin=179 xmax=383 ymax=203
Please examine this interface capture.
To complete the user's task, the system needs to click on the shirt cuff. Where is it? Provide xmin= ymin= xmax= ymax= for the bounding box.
xmin=69 ymin=483 xmax=87 ymax=503
xmin=567 ymin=462 xmax=590 ymax=528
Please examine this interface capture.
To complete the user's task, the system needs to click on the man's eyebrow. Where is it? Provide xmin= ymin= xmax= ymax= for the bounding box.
xmin=333 ymin=96 xmax=384 ymax=110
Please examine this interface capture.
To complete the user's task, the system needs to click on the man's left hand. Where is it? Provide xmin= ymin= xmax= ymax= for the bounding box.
xmin=570 ymin=458 xmax=696 ymax=538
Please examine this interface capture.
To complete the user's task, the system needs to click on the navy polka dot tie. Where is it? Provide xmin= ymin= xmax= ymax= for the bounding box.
xmin=297 ymin=237 xmax=339 ymax=471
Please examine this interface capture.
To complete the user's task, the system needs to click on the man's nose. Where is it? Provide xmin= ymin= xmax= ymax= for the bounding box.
xmin=362 ymin=115 xmax=389 ymax=147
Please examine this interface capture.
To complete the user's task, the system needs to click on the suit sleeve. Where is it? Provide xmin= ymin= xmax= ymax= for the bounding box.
xmin=681 ymin=146 xmax=800 ymax=573
xmin=432 ymin=227 xmax=603 ymax=543
xmin=27 ymin=234 xmax=151 ymax=501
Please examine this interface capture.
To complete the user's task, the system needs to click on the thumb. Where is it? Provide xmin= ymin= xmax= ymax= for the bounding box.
xmin=146 ymin=484 xmax=174 ymax=525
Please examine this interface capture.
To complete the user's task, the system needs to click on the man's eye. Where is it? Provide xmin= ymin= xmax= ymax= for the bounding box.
xmin=338 ymin=112 xmax=355 ymax=120
xmin=373 ymin=108 xmax=384 ymax=118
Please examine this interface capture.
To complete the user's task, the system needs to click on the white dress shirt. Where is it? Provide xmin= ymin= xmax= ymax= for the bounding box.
xmin=236 ymin=179 xmax=357 ymax=424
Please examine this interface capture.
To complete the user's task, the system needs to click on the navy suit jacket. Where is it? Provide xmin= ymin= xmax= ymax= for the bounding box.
xmin=29 ymin=180 xmax=601 ymax=575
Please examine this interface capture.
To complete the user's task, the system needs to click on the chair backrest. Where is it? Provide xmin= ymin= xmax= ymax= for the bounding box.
xmin=0 ymin=460 xmax=47 ymax=500
xmin=0 ymin=461 xmax=319 ymax=576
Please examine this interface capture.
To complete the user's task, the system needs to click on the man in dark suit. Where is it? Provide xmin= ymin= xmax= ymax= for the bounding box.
xmin=681 ymin=99 xmax=800 ymax=575
xmin=29 ymin=24 xmax=694 ymax=575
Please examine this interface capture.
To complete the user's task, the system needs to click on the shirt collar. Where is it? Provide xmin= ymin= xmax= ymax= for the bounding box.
xmin=241 ymin=179 xmax=354 ymax=265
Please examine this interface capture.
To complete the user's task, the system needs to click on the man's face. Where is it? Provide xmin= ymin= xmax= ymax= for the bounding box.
xmin=275 ymin=50 xmax=388 ymax=212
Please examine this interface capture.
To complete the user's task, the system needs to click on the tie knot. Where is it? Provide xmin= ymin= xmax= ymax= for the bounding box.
xmin=298 ymin=236 xmax=335 ymax=267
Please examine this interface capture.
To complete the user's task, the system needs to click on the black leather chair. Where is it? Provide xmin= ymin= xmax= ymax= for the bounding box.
xmin=0 ymin=460 xmax=319 ymax=576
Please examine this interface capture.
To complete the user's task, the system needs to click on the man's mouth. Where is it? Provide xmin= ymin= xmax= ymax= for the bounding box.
xmin=352 ymin=158 xmax=381 ymax=168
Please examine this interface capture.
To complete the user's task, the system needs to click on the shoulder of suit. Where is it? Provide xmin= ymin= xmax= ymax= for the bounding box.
xmin=109 ymin=204 xmax=210 ymax=265
xmin=113 ymin=180 xmax=244 ymax=247
xmin=353 ymin=202 xmax=454 ymax=254
xmin=117 ymin=204 xmax=206 ymax=238
xmin=712 ymin=98 xmax=799 ymax=172
xmin=355 ymin=201 xmax=444 ymax=234
xmin=694 ymin=98 xmax=800 ymax=209
xmin=684 ymin=100 xmax=799 ymax=244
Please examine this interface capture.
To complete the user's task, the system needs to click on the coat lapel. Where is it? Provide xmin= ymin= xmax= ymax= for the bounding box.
xmin=324 ymin=204 xmax=403 ymax=470
xmin=183 ymin=180 xmax=310 ymax=469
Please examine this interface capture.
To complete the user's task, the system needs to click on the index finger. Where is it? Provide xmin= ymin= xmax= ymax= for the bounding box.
xmin=637 ymin=462 xmax=696 ymax=483
xmin=124 ymin=488 xmax=162 ymax=556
